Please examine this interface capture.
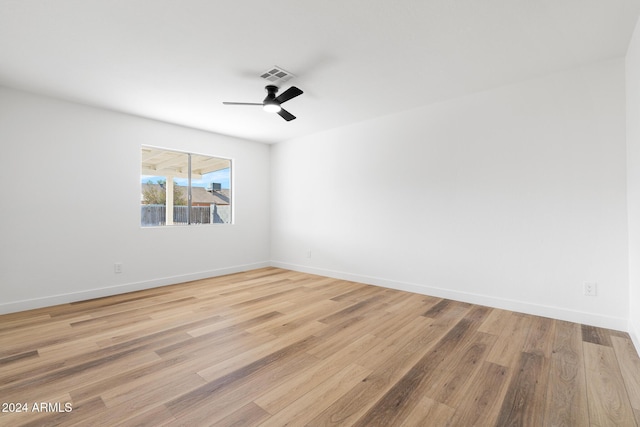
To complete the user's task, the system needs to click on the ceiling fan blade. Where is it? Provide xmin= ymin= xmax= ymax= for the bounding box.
xmin=278 ymin=108 xmax=296 ymax=121
xmin=222 ymin=102 xmax=263 ymax=106
xmin=274 ymin=86 xmax=303 ymax=104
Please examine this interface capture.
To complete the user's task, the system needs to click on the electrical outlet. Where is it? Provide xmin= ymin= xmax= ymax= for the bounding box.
xmin=306 ymin=249 xmax=312 ymax=259
xmin=584 ymin=282 xmax=597 ymax=296
xmin=114 ymin=263 xmax=123 ymax=274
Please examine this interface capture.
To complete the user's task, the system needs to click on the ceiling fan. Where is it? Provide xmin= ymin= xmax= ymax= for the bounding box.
xmin=223 ymin=85 xmax=303 ymax=121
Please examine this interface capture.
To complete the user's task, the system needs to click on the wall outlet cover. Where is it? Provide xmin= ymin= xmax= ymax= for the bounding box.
xmin=584 ymin=282 xmax=597 ymax=296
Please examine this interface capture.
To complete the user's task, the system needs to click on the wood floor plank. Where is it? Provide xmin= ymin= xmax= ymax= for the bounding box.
xmin=101 ymin=372 xmax=206 ymax=409
xmin=1 ymin=267 xmax=639 ymax=426
xmin=353 ymin=315 xmax=442 ymax=371
xmin=447 ymin=361 xmax=510 ymax=427
xmin=69 ymin=354 xmax=187 ymax=402
xmin=195 ymin=321 xmax=326 ymax=382
xmin=612 ymin=336 xmax=640 ymax=414
xmin=318 ymin=294 xmax=387 ymax=324
xmin=584 ymin=341 xmax=637 ymax=426
xmin=544 ymin=320 xmax=589 ymax=427
xmin=168 ymin=351 xmax=319 ymax=425
xmin=373 ymin=295 xmax=438 ymax=339
xmin=399 ymin=396 xmax=455 ymax=427
xmin=111 ymin=404 xmax=178 ymax=427
xmin=216 ymin=402 xmax=271 ymax=427
xmin=0 ymin=314 xmax=52 ymax=333
xmin=1 ymin=347 xmax=162 ymax=403
xmin=485 ymin=312 xmax=532 ymax=367
xmin=494 ymin=351 xmax=549 ymax=426
xmin=305 ymin=315 xmax=462 ymax=426
xmin=308 ymin=306 xmax=389 ymax=359
xmin=350 ymin=307 xmax=491 ymax=427
xmin=186 ymin=304 xmax=288 ymax=337
xmin=522 ymin=315 xmax=556 ymax=358
xmin=166 ymin=335 xmax=320 ymax=415
xmin=582 ymin=324 xmax=614 ymax=347
xmin=477 ymin=307 xmax=512 ymax=335
xmin=425 ymin=331 xmax=497 ymax=407
xmin=329 ymin=283 xmax=382 ymax=302
xmin=0 ymin=350 xmax=39 ymax=366
xmin=254 ymin=333 xmax=380 ymax=415
xmin=259 ymin=363 xmax=371 ymax=426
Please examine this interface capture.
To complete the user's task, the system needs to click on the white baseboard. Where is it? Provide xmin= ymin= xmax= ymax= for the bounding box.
xmin=271 ymin=261 xmax=628 ymax=331
xmin=2 ymin=260 xmax=630 ymax=334
xmin=0 ymin=261 xmax=270 ymax=315
xmin=629 ymin=320 xmax=640 ymax=356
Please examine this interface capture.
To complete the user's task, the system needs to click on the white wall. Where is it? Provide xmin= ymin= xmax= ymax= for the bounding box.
xmin=0 ymin=57 xmax=632 ymax=333
xmin=271 ymin=58 xmax=629 ymax=330
xmin=627 ymin=16 xmax=640 ymax=350
xmin=0 ymin=87 xmax=271 ymax=314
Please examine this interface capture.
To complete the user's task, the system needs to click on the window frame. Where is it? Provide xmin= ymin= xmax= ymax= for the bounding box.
xmin=140 ymin=145 xmax=233 ymax=227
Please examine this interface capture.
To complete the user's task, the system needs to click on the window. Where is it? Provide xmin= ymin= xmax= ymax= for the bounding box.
xmin=140 ymin=146 xmax=232 ymax=227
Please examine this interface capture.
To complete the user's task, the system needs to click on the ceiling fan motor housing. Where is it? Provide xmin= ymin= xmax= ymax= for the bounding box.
xmin=264 ymin=85 xmax=279 ymax=101
xmin=263 ymin=85 xmax=281 ymax=112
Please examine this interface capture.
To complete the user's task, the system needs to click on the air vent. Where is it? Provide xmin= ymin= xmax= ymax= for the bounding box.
xmin=260 ymin=66 xmax=295 ymax=85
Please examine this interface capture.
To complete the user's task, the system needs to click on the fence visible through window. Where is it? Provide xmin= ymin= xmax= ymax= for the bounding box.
xmin=141 ymin=205 xmax=230 ymax=226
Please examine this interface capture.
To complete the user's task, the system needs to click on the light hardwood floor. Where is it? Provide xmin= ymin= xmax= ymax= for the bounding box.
xmin=1 ymin=268 xmax=639 ymax=426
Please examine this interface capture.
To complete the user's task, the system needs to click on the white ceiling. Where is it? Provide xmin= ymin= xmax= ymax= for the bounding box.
xmin=1 ymin=1 xmax=639 ymax=144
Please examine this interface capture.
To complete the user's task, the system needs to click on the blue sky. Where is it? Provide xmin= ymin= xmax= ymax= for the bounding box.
xmin=141 ymin=168 xmax=231 ymax=189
